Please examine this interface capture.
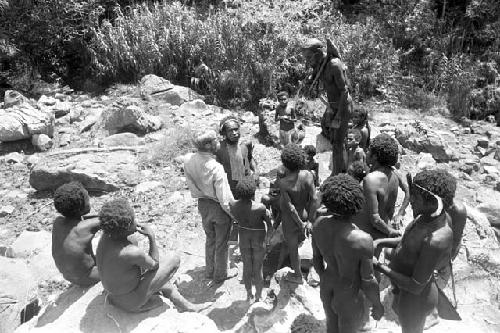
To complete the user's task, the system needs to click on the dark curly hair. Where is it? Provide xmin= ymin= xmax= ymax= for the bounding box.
xmin=234 ymin=178 xmax=257 ymax=200
xmin=54 ymin=181 xmax=89 ymax=218
xmin=99 ymin=198 xmax=135 ymax=236
xmin=413 ymin=169 xmax=457 ymax=207
xmin=219 ymin=115 xmax=240 ymax=135
xmin=303 ymin=145 xmax=317 ymax=157
xmin=347 ymin=161 xmax=369 ymax=183
xmin=321 ymin=174 xmax=365 ymax=218
xmin=369 ymin=134 xmax=399 ymax=167
xmin=281 ymin=144 xmax=305 ymax=171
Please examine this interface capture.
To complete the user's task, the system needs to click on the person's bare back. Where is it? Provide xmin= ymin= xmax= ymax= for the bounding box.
xmin=52 ymin=216 xmax=100 ymax=285
xmin=278 ymin=170 xmax=315 ymax=222
xmin=96 ymin=236 xmax=143 ymax=296
xmin=231 ymin=201 xmax=268 ymax=230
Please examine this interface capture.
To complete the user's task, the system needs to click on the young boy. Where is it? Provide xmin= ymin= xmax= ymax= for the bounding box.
xmin=350 ymin=107 xmax=371 ymax=151
xmin=348 ymin=160 xmax=370 ymax=184
xmin=303 ymin=145 xmax=320 ymax=187
xmin=96 ymin=198 xmax=210 ymax=313
xmin=313 ymin=174 xmax=384 ymax=332
xmin=346 ymin=128 xmax=367 ymax=167
xmin=52 ymin=182 xmax=100 ymax=287
xmin=230 ymin=179 xmax=273 ymax=302
xmin=275 ymin=91 xmax=297 ymax=148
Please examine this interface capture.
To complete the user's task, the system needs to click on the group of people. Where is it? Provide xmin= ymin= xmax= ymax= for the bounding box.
xmin=48 ymin=37 xmax=468 ymax=333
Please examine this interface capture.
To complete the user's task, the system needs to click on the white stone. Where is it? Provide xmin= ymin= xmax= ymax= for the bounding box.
xmin=31 ymin=134 xmax=53 ymax=152
xmin=135 ymin=181 xmax=163 ymax=193
xmin=0 ymin=205 xmax=15 ymax=216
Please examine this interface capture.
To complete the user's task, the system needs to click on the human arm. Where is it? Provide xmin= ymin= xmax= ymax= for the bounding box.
xmin=358 ymin=234 xmax=384 ymax=320
xmin=374 ymin=237 xmax=443 ymax=295
xmin=328 ymin=60 xmax=349 ymax=118
xmin=393 ymin=170 xmax=410 ymax=226
xmin=450 ymin=202 xmax=467 ymax=260
xmin=136 ymin=224 xmax=160 ymax=266
xmin=363 ymin=175 xmax=401 ymax=237
xmin=214 ymin=165 xmax=235 ymax=217
xmin=373 ymin=237 xmax=402 ymax=250
xmin=311 ymin=230 xmax=325 ymax=277
xmin=280 ymin=190 xmax=304 ymax=230
xmin=306 ymin=171 xmax=318 ymax=226
xmin=80 ymin=217 xmax=101 ymax=234
xmin=246 ymin=141 xmax=258 ymax=175
xmin=263 ymin=208 xmax=274 ymax=246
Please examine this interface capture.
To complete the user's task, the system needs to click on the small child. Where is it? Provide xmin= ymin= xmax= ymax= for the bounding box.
xmin=346 ymin=128 xmax=367 ymax=168
xmin=52 ymin=181 xmax=100 ymax=287
xmin=347 ymin=160 xmax=370 ymax=184
xmin=275 ymin=91 xmax=296 ymax=148
xmin=350 ymin=107 xmax=371 ymax=151
xmin=303 ymin=145 xmax=320 ymax=186
xmin=230 ymin=179 xmax=273 ymax=302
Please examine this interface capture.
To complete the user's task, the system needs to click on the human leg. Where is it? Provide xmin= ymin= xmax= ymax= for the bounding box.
xmin=252 ymin=247 xmax=265 ymax=301
xmin=320 ymin=278 xmax=339 ymax=333
xmin=213 ymin=204 xmax=233 ymax=282
xmin=283 ymin=229 xmax=302 ymax=283
xmin=397 ymin=284 xmax=438 ymax=333
xmin=240 ymin=247 xmax=254 ymax=300
xmin=199 ymin=199 xmax=216 ymax=279
xmin=333 ymin=290 xmax=365 ymax=333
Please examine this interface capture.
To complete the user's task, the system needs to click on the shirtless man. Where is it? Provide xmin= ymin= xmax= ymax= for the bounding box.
xmin=354 ymin=134 xmax=409 ymax=244
xmin=276 ymin=144 xmax=317 ymax=284
xmin=216 ymin=116 xmax=258 ymax=196
xmin=52 ymin=181 xmax=100 ymax=287
xmin=96 ymin=198 xmax=210 ymax=312
xmin=313 ymin=174 xmax=384 ymax=333
xmin=373 ymin=170 xmax=454 ymax=333
xmin=230 ymin=179 xmax=273 ymax=302
xmin=301 ymin=38 xmax=353 ymax=176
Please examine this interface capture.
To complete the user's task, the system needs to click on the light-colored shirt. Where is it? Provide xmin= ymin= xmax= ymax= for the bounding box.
xmin=184 ymin=152 xmax=234 ymax=212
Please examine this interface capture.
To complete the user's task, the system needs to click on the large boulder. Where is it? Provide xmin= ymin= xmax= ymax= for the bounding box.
xmin=139 ymin=74 xmax=201 ymax=106
xmin=29 ymin=151 xmax=141 ymax=192
xmin=0 ymin=90 xmax=54 ymax=142
xmin=395 ymin=123 xmax=458 ymax=162
xmin=16 ymin=284 xmax=219 ymax=333
xmin=102 ymin=132 xmax=143 ymax=147
xmin=140 ymin=74 xmax=174 ymax=97
xmin=0 ymin=257 xmax=38 ymax=333
xmin=103 ymin=104 xmax=163 ymax=135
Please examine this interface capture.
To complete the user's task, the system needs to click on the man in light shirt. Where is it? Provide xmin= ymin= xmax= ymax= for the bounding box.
xmin=184 ymin=130 xmax=238 ymax=285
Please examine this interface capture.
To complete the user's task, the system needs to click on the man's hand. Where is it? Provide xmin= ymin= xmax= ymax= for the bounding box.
xmin=371 ymin=302 xmax=384 ymax=320
xmin=137 ymin=223 xmax=155 ymax=237
xmin=388 ymin=228 xmax=401 ymax=238
xmin=392 ymin=214 xmax=404 ymax=228
xmin=303 ymin=221 xmax=312 ymax=236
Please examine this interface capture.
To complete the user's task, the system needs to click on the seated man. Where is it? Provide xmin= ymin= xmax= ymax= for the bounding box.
xmin=52 ymin=181 xmax=100 ymax=287
xmin=373 ymin=170 xmax=454 ymax=333
xmin=313 ymin=174 xmax=384 ymax=333
xmin=230 ymin=179 xmax=273 ymax=302
xmin=96 ymin=198 xmax=210 ymax=313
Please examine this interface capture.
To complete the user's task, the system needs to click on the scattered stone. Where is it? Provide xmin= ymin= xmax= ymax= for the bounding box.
xmin=395 ymin=124 xmax=458 ymax=162
xmin=4 ymin=152 xmax=24 ymax=164
xmin=483 ymin=165 xmax=499 ymax=175
xmin=462 ymin=127 xmax=472 ymax=135
xmin=79 ymin=113 xmax=100 ymax=133
xmin=29 ymin=151 xmax=140 ymax=192
xmin=31 ymin=134 xmax=53 ymax=152
xmin=416 ymin=152 xmax=437 ymax=170
xmin=51 ymin=101 xmax=72 ymax=118
xmin=102 ymin=132 xmax=143 ymax=147
xmin=481 ymin=156 xmax=498 ymax=166
xmin=81 ymin=100 xmax=92 ymax=108
xmin=241 ymin=111 xmax=258 ymax=124
xmin=37 ymin=95 xmax=57 ymax=107
xmin=54 ymin=92 xmax=66 ymax=101
xmin=139 ymin=74 xmax=174 ymax=97
xmin=0 ymin=205 xmax=15 ymax=217
xmin=10 ymin=231 xmax=51 ymax=258
xmin=146 ymin=132 xmax=164 ymax=142
xmin=176 ymin=99 xmax=207 ymax=116
xmin=165 ymin=191 xmax=183 ymax=205
xmin=25 ymin=155 xmax=40 ymax=168
xmin=495 ymin=182 xmax=500 ymax=192
xmin=59 ymin=133 xmax=71 ymax=147
xmin=135 ymin=180 xmax=163 ymax=193
xmin=477 ymin=138 xmax=490 ymax=149
xmin=0 ymin=90 xmax=54 ymax=142
xmin=103 ymin=105 xmax=163 ymax=135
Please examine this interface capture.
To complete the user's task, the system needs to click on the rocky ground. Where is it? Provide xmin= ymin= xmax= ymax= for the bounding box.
xmin=1 ymin=75 xmax=500 ymax=333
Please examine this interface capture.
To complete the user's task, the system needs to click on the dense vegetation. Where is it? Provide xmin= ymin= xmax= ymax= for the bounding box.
xmin=0 ymin=0 xmax=499 ymax=118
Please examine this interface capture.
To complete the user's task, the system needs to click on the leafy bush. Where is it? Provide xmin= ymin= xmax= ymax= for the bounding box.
xmin=141 ymin=127 xmax=195 ymax=167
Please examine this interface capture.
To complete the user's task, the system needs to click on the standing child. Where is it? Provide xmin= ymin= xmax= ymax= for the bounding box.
xmin=346 ymin=128 xmax=367 ymax=168
xmin=350 ymin=107 xmax=371 ymax=151
xmin=230 ymin=179 xmax=273 ymax=302
xmin=52 ymin=181 xmax=100 ymax=287
xmin=275 ymin=91 xmax=297 ymax=148
xmin=303 ymin=145 xmax=320 ymax=187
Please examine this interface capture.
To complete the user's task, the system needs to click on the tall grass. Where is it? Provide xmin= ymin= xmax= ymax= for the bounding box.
xmin=89 ymin=0 xmax=399 ymax=107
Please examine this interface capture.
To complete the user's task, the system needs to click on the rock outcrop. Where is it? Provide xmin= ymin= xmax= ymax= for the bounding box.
xmin=0 ymin=90 xmax=54 ymax=142
xmin=103 ymin=104 xmax=163 ymax=135
xmin=29 ymin=150 xmax=141 ymax=192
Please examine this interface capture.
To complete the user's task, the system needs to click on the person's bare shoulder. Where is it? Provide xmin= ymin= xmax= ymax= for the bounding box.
xmin=451 ymin=200 xmax=467 ymax=217
xmin=427 ymin=218 xmax=453 ymax=251
xmin=347 ymin=229 xmax=374 ymax=258
xmin=299 ymin=169 xmax=314 ymax=183
xmin=120 ymin=243 xmax=146 ymax=262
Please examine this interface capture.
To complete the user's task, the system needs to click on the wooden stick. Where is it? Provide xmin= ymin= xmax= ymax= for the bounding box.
xmin=46 ymin=146 xmax=146 ymax=157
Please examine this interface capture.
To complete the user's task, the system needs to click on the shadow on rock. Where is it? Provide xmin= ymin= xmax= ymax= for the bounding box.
xmin=207 ymin=300 xmax=251 ymax=331
xmin=79 ymin=292 xmax=168 ymax=333
xmin=176 ymin=267 xmax=224 ymax=304
xmin=36 ymin=286 xmax=88 ymax=327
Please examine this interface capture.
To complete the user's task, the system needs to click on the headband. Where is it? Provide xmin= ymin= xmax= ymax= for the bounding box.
xmin=407 ymin=174 xmax=444 ymax=218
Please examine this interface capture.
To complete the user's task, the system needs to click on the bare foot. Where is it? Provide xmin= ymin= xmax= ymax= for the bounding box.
xmin=246 ymin=293 xmax=255 ymax=303
xmin=213 ymin=267 xmax=239 ymax=284
xmin=424 ymin=309 xmax=439 ymax=330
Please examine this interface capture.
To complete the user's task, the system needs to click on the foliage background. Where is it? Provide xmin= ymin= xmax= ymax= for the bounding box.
xmin=1 ymin=0 xmax=499 ymax=117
